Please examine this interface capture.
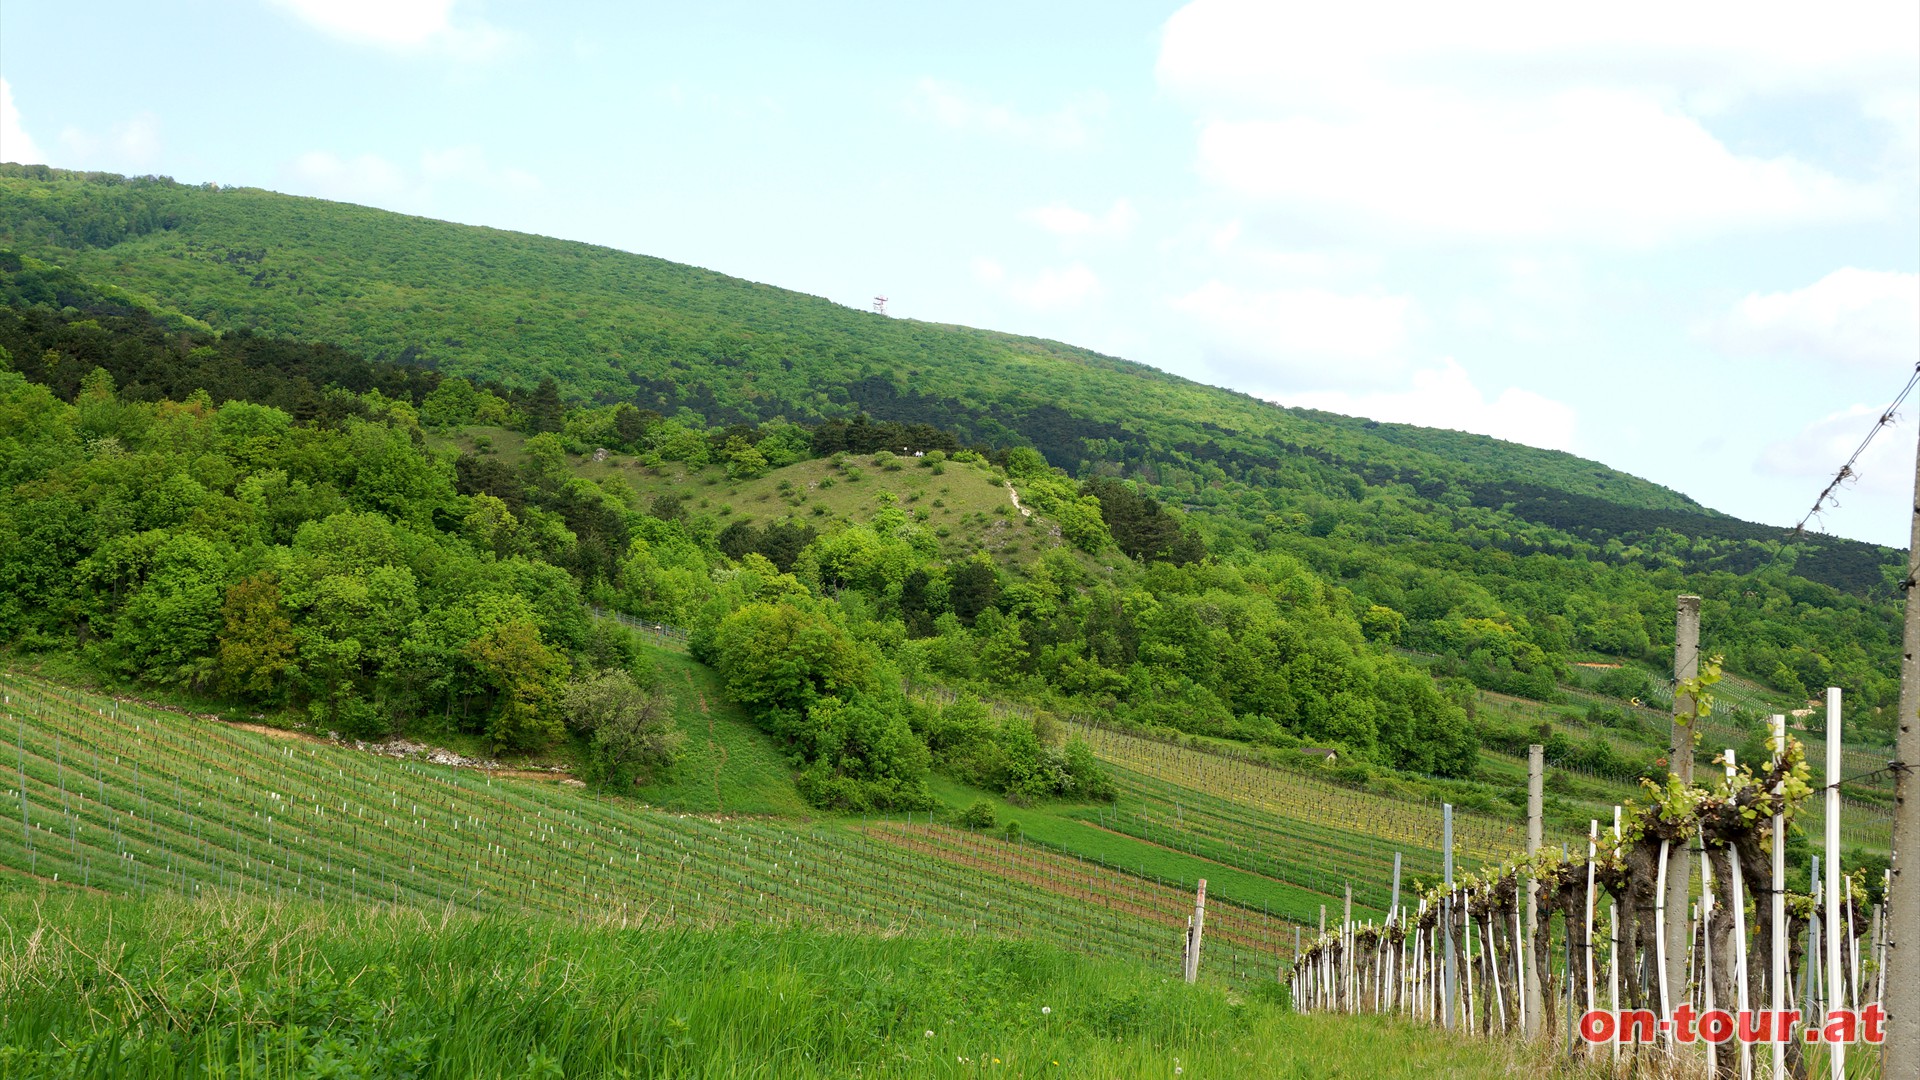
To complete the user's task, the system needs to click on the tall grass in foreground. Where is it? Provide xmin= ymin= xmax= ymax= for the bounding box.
xmin=0 ymin=887 xmax=1575 ymax=1079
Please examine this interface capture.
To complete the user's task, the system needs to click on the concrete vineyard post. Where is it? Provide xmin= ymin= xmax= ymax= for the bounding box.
xmin=1884 ymin=416 xmax=1920 ymax=1078
xmin=1443 ymin=802 xmax=1455 ymax=1031
xmin=1389 ymin=853 xmax=1401 ymax=926
xmin=1807 ymin=856 xmax=1821 ymax=1028
xmin=1668 ymin=594 xmax=1702 ymax=1016
xmin=1389 ymin=853 xmax=1402 ymax=1015
xmin=1525 ymin=744 xmax=1543 ymax=1038
xmin=1184 ymin=878 xmax=1207 ymax=984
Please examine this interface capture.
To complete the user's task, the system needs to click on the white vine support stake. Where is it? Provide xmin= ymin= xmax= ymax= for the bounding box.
xmin=1585 ymin=819 xmax=1598 ymax=1036
xmin=1770 ymin=714 xmax=1788 ymax=1079
xmin=1725 ymin=797 xmax=1753 ymax=1078
xmin=1875 ymin=868 xmax=1890 ymax=1008
xmin=1824 ymin=688 xmax=1842 ymax=1080
xmin=1344 ymin=883 xmax=1354 ymax=1014
xmin=1466 ymin=887 xmax=1482 ymax=1030
xmin=1701 ymin=842 xmax=1717 ymax=1079
xmin=1845 ymin=876 xmax=1858 ymax=1012
xmin=1656 ymin=838 xmax=1673 ymax=1051
xmin=1485 ymin=892 xmax=1507 ymax=1032
xmin=1513 ymin=880 xmax=1526 ymax=1038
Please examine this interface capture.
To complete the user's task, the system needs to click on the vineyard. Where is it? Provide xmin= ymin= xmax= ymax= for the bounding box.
xmin=0 ymin=673 xmax=1301 ymax=989
xmin=1062 ymin=719 xmax=1545 ymax=861
xmin=1073 ymin=767 xmax=1440 ymax=919
xmin=1477 ymin=687 xmax=1896 ymax=858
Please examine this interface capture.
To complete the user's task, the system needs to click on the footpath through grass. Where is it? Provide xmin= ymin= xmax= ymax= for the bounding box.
xmin=628 ymin=649 xmax=811 ymax=817
xmin=0 ymin=889 xmax=1565 ymax=1079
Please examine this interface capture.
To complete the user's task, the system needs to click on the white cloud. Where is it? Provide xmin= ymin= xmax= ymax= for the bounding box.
xmin=421 ymin=145 xmax=542 ymax=192
xmin=1018 ymin=263 xmax=1102 ymax=309
xmin=268 ymin=0 xmax=507 ymax=58
xmin=1193 ymin=95 xmax=1872 ymax=245
xmin=911 ymin=79 xmax=1105 ymax=148
xmin=1169 ymin=281 xmax=1412 ymax=387
xmin=1757 ymin=403 xmax=1914 ymax=541
xmin=1279 ymin=359 xmax=1579 ymax=452
xmin=1157 ymin=0 xmax=1912 ymax=245
xmin=283 ymin=151 xmax=411 ymax=202
xmin=57 ymin=113 xmax=164 ymax=172
xmin=1160 ymin=1 xmax=1918 ymax=106
xmin=973 ymin=258 xmax=1103 ymax=310
xmin=1749 ymin=403 xmax=1919 ymax=542
xmin=4 ymin=76 xmax=163 ymax=172
xmin=278 ymin=145 xmax=538 ymax=207
xmin=1698 ymin=268 xmax=1918 ymax=371
xmin=1023 ymin=198 xmax=1137 ymax=238
xmin=0 ymin=78 xmax=43 ymax=164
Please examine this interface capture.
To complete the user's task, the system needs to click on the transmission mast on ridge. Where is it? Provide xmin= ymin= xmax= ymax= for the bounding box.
xmin=872 ymin=295 xmax=888 ymax=316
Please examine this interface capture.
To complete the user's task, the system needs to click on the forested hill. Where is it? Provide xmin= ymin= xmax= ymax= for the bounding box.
xmin=0 ymin=166 xmax=1694 ymax=512
xmin=0 ymin=165 xmax=1906 ymax=747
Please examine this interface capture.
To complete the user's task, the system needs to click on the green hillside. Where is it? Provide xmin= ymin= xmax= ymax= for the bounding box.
xmin=0 ymin=166 xmax=1721 ymax=513
xmin=0 ymin=164 xmax=1907 ymax=808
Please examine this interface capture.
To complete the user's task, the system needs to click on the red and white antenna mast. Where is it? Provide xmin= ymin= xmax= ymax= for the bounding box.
xmin=872 ymin=295 xmax=888 ymax=316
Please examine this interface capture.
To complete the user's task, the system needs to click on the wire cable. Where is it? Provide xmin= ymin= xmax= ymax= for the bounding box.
xmin=1790 ymin=360 xmax=1920 ymax=539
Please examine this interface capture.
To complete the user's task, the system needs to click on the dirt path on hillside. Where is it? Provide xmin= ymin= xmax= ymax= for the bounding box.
xmin=125 ymin=708 xmax=579 ymax=784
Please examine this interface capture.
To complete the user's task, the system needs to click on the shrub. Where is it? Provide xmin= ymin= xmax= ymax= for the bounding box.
xmin=958 ymin=799 xmax=996 ymax=830
xmin=563 ymin=669 xmax=686 ymax=787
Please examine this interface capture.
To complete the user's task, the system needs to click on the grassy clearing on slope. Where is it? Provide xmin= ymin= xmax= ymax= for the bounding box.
xmin=629 ymin=647 xmax=809 ymax=817
xmin=432 ymin=426 xmax=1113 ymax=575
xmin=0 ymin=889 xmax=1570 ymax=1079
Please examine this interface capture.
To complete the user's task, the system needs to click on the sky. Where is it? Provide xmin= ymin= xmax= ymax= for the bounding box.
xmin=2 ymin=1 xmax=1916 ymax=543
